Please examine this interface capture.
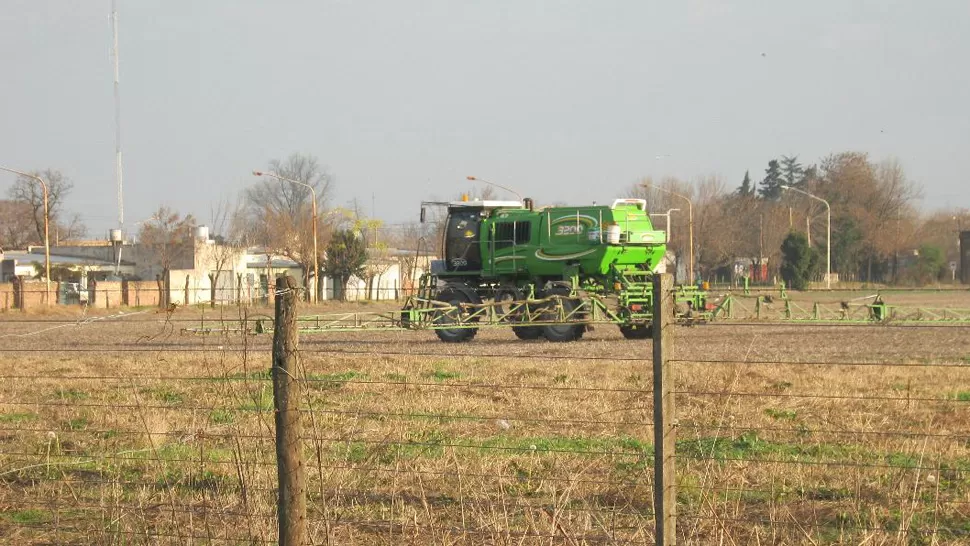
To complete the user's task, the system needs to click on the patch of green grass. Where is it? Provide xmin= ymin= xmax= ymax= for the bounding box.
xmin=223 ymin=369 xmax=272 ymax=381
xmin=384 ymin=372 xmax=408 ymax=382
xmin=56 ymin=388 xmax=89 ymax=401
xmin=678 ymin=432 xmax=858 ymax=461
xmin=307 ymin=370 xmax=366 ymax=388
xmin=209 ymin=409 xmax=235 ymax=425
xmin=337 ymin=432 xmax=654 ymax=465
xmin=677 ymin=433 xmax=951 ymax=473
xmin=65 ymin=417 xmax=89 ymax=431
xmin=2 ymin=509 xmax=51 ymax=525
xmin=764 ymin=408 xmax=797 ymax=421
xmin=482 ymin=435 xmax=651 ymax=456
xmin=803 ymin=486 xmax=853 ymax=501
xmin=769 ymin=381 xmax=793 ymax=391
xmin=0 ymin=412 xmax=37 ymax=424
xmin=238 ymin=386 xmax=273 ymax=411
xmin=953 ymin=391 xmax=970 ymax=402
xmin=425 ymin=367 xmax=461 ymax=382
xmin=154 ymin=469 xmax=232 ymax=492
xmin=148 ymin=443 xmax=234 ymax=464
xmin=341 ymin=429 xmax=451 ymax=464
xmin=553 ymin=374 xmax=569 ymax=384
xmin=142 ymin=387 xmax=184 ymax=405
xmin=884 ymin=451 xmax=919 ymax=468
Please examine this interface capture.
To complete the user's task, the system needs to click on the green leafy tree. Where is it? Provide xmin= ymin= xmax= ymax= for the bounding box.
xmin=758 ymin=160 xmax=784 ymax=200
xmin=324 ymin=229 xmax=367 ymax=301
xmin=780 ymin=231 xmax=818 ymax=290
xmin=909 ymin=244 xmax=945 ymax=286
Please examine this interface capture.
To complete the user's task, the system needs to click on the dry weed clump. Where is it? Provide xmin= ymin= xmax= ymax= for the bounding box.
xmin=0 ymin=303 xmax=967 ymax=544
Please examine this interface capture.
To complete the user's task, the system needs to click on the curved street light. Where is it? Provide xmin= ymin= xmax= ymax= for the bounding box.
xmin=641 ymin=182 xmax=694 ymax=285
xmin=0 ymin=166 xmax=51 ymax=305
xmin=253 ymin=170 xmax=319 ymax=303
xmin=781 ymin=185 xmax=831 ymax=289
xmin=466 ymin=176 xmax=523 ymax=203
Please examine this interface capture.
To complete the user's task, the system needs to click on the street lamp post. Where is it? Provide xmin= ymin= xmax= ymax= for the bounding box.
xmin=253 ymin=170 xmax=319 ymax=303
xmin=466 ymin=176 xmax=523 ymax=202
xmin=641 ymin=182 xmax=693 ymax=285
xmin=781 ymin=185 xmax=831 ymax=290
xmin=1 ymin=166 xmax=51 ymax=305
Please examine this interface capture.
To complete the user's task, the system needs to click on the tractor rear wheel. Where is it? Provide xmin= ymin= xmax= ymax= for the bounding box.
xmin=433 ymin=284 xmax=481 ymax=343
xmin=496 ymin=285 xmax=543 ymax=340
xmin=619 ymin=323 xmax=653 ymax=339
xmin=541 ymin=286 xmax=584 ymax=342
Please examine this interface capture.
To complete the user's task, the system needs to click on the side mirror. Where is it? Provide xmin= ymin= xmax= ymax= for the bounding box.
xmin=420 ymin=207 xmax=426 ymax=223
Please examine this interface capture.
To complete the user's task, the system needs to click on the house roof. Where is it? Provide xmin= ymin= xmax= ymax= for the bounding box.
xmin=2 ymin=251 xmax=120 ymax=268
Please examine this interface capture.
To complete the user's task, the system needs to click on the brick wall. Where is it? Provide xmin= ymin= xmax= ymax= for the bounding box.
xmin=0 ymin=283 xmax=13 ymax=311
xmin=87 ymin=281 xmax=124 ymax=309
xmin=124 ymin=280 xmax=162 ymax=308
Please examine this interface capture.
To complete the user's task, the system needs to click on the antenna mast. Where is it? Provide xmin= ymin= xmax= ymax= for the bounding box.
xmin=112 ymin=0 xmax=124 ymax=229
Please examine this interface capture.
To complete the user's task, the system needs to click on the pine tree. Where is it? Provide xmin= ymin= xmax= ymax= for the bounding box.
xmin=758 ymin=160 xmax=784 ymax=200
xmin=799 ymin=164 xmax=819 ymax=187
xmin=780 ymin=231 xmax=818 ymax=290
xmin=737 ymin=170 xmax=754 ymax=196
xmin=781 ymin=155 xmax=804 ymax=188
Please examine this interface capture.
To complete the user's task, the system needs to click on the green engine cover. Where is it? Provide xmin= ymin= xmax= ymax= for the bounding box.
xmin=457 ymin=199 xmax=667 ymax=283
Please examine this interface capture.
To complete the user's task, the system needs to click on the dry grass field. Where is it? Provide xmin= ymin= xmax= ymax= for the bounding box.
xmin=0 ymin=290 xmax=968 ymax=544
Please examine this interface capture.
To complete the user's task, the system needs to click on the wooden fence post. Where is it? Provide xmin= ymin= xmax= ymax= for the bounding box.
xmin=273 ymin=274 xmax=306 ymax=545
xmin=653 ymin=273 xmax=676 ymax=545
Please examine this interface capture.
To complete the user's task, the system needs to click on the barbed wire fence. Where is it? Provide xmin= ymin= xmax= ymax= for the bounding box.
xmin=0 ymin=274 xmax=967 ymax=544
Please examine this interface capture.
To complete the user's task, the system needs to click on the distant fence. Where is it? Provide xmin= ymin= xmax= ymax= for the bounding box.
xmin=0 ymin=274 xmax=967 ymax=544
xmin=0 ymin=280 xmax=419 ymax=312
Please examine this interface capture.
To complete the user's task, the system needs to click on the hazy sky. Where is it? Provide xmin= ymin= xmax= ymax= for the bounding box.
xmin=2 ymin=1 xmax=968 ymax=238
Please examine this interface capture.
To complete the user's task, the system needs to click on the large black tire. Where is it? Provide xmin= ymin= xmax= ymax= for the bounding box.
xmin=494 ymin=285 xmax=523 ymax=322
xmin=512 ymin=325 xmax=544 ymax=340
xmin=541 ymin=285 xmax=584 ymax=343
xmin=434 ymin=284 xmax=481 ymax=343
xmin=495 ymin=285 xmax=543 ymax=340
xmin=619 ymin=323 xmax=653 ymax=339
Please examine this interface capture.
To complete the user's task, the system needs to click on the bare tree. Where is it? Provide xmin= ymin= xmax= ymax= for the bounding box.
xmin=0 ymin=200 xmax=36 ymax=249
xmin=817 ymin=152 xmax=921 ymax=281
xmin=691 ymin=175 xmax=736 ymax=280
xmin=243 ymin=153 xmax=335 ymax=299
xmin=7 ymin=169 xmax=86 ymax=245
xmin=204 ymin=199 xmax=246 ymax=307
xmin=138 ymin=206 xmax=197 ymax=307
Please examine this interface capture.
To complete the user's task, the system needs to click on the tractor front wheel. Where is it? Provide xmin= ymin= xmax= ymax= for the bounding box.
xmin=619 ymin=323 xmax=653 ymax=340
xmin=433 ymin=284 xmax=481 ymax=343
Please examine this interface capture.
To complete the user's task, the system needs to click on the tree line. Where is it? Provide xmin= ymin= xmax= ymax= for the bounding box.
xmin=5 ymin=150 xmax=966 ymax=295
xmin=632 ymin=151 xmax=966 ymax=287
